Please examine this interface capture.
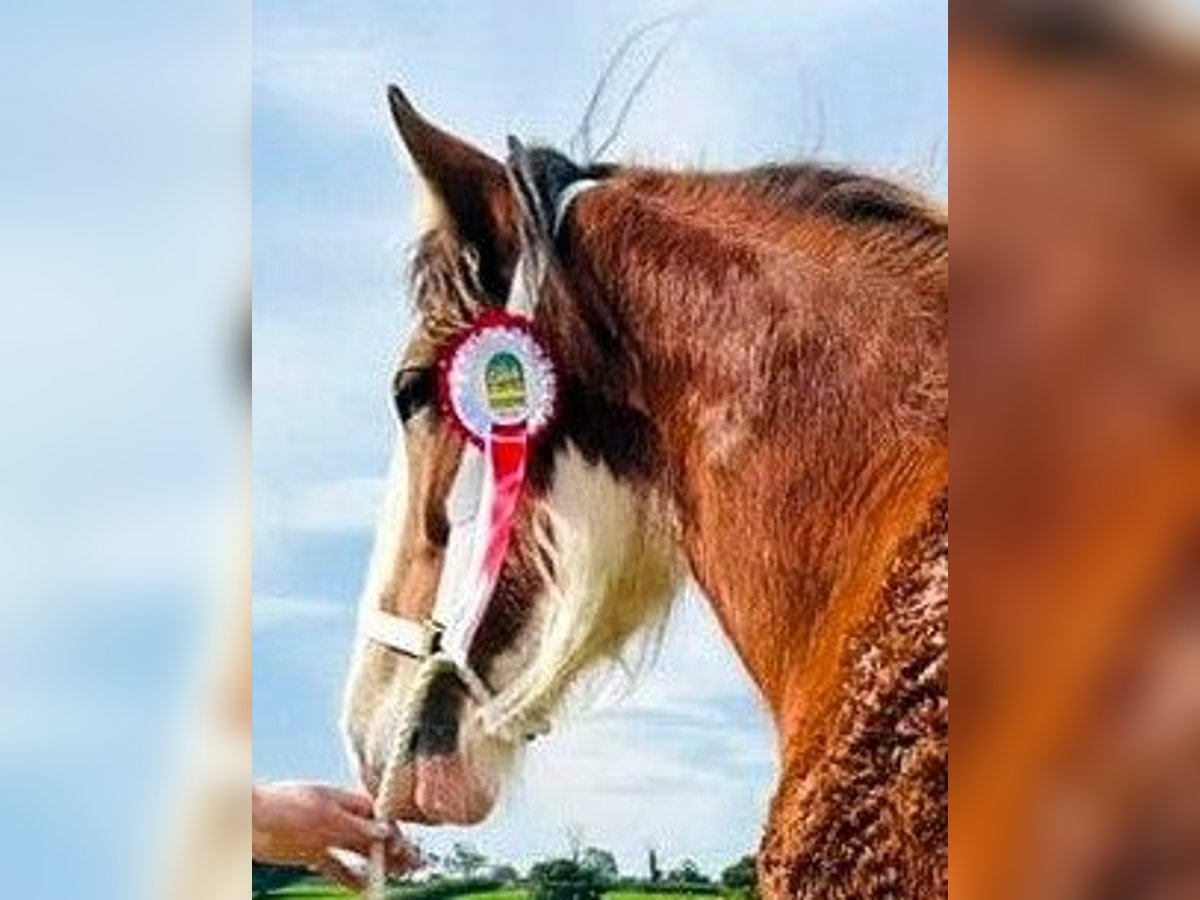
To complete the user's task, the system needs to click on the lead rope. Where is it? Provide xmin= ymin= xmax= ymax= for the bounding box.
xmin=366 ymin=651 xmax=488 ymax=899
xmin=367 ymin=837 xmax=387 ymax=900
xmin=367 ymin=654 xmax=457 ymax=899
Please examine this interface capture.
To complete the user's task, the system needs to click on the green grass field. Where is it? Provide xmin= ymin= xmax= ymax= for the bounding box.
xmin=260 ymin=883 xmax=354 ymax=898
xmin=258 ymin=885 xmax=524 ymax=899
xmin=260 ymin=885 xmax=715 ymax=900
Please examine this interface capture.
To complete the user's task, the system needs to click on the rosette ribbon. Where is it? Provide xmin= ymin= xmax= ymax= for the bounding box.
xmin=430 ymin=313 xmax=556 ymax=681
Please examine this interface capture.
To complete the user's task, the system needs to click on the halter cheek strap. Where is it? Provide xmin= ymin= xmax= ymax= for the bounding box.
xmin=360 ymin=176 xmax=600 ymax=723
xmin=359 ymin=609 xmax=433 ymax=658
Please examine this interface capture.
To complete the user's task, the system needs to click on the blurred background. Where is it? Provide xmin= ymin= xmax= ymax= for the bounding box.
xmin=0 ymin=1 xmax=248 ymax=898
xmin=952 ymin=2 xmax=1199 ymax=898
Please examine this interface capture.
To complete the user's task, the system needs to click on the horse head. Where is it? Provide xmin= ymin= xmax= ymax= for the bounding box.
xmin=341 ymin=87 xmax=682 ymax=825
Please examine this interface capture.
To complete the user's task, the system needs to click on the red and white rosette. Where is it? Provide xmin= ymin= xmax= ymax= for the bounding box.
xmin=432 ymin=311 xmax=557 ymax=667
xmin=438 ymin=310 xmax=556 ymax=445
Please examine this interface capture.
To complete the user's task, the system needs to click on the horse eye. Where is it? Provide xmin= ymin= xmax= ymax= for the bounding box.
xmin=393 ymin=367 xmax=435 ymax=423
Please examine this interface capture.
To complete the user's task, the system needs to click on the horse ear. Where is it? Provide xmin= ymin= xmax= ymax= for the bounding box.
xmin=387 ymin=85 xmax=515 ymax=289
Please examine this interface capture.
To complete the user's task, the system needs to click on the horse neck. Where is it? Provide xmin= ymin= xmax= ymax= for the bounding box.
xmin=565 ymin=182 xmax=948 ymax=746
xmin=687 ymin=442 xmax=948 ymax=749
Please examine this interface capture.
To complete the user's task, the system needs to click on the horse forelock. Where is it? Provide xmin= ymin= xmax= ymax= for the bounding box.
xmin=404 ymin=229 xmax=490 ymax=358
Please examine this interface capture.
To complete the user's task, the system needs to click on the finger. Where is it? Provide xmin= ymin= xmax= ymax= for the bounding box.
xmin=386 ymin=834 xmax=420 ymax=874
xmin=317 ymin=853 xmax=366 ymax=892
xmin=328 ymin=808 xmax=391 ymax=856
xmin=328 ymin=787 xmax=376 ymax=818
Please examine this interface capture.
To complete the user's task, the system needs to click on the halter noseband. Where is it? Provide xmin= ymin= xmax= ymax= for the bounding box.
xmin=359 ymin=173 xmax=601 ymax=728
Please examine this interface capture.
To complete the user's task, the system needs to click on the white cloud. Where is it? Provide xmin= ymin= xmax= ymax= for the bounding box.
xmin=253 ymin=592 xmax=344 ymax=632
xmin=254 ymin=476 xmax=386 ymax=552
xmin=288 ymin=476 xmax=386 ymax=533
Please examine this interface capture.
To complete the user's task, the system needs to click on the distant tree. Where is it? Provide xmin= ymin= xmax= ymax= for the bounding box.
xmin=580 ymin=846 xmax=619 ymax=884
xmin=491 ymin=863 xmax=521 ymax=883
xmin=667 ymin=859 xmax=708 ymax=884
xmin=648 ymin=847 xmax=662 ymax=883
xmin=721 ymin=854 xmax=758 ymax=894
xmin=529 ymin=857 xmax=603 ymax=900
xmin=447 ymin=842 xmax=488 ymax=879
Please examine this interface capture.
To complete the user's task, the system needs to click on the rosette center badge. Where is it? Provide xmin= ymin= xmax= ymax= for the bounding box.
xmin=441 ymin=315 xmax=557 ymax=443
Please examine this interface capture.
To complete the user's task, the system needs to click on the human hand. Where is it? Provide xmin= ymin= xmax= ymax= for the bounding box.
xmin=252 ymin=782 xmax=418 ymax=890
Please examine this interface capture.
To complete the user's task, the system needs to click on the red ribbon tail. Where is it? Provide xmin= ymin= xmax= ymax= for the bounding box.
xmin=482 ymin=423 xmax=528 ymax=581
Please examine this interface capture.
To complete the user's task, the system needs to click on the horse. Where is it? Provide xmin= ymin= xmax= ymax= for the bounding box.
xmin=341 ymin=85 xmax=947 ymax=899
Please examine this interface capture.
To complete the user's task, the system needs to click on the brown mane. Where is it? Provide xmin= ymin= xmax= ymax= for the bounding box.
xmin=407 ymin=160 xmax=945 ymax=309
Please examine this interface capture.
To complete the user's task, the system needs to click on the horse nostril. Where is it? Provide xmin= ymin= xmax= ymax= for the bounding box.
xmin=411 ymin=670 xmax=464 ymax=757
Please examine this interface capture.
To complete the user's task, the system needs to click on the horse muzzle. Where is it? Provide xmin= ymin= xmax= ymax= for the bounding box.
xmin=348 ymin=667 xmax=498 ymax=825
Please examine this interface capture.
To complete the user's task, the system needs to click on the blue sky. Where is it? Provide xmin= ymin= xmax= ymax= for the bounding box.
xmin=253 ymin=0 xmax=946 ymax=877
xmin=0 ymin=2 xmax=246 ymax=898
